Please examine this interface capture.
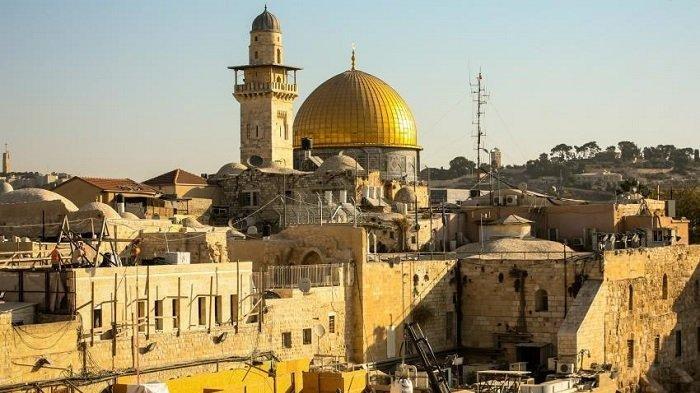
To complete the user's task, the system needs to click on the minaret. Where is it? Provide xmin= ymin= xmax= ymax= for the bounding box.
xmin=229 ymin=6 xmax=300 ymax=168
xmin=2 ymin=143 xmax=10 ymax=174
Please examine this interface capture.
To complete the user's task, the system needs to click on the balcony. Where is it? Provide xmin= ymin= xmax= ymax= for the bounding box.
xmin=234 ymin=82 xmax=298 ymax=94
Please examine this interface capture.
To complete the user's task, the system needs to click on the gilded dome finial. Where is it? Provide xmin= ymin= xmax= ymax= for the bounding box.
xmin=351 ymin=43 xmax=356 ymax=70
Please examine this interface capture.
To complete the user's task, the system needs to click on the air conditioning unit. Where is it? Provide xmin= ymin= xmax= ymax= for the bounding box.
xmin=505 ymin=195 xmax=518 ymax=206
xmin=557 ymin=362 xmax=575 ymax=374
xmin=547 ymin=357 xmax=557 ymax=371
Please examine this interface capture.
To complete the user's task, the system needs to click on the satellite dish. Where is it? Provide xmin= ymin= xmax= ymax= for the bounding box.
xmin=298 ymin=277 xmax=311 ymax=293
xmin=313 ymin=324 xmax=326 ymax=338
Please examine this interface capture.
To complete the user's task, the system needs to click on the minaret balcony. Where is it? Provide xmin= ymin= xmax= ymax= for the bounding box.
xmin=234 ymin=82 xmax=298 ymax=94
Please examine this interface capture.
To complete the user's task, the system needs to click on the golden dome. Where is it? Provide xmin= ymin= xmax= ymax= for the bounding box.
xmin=293 ymin=69 xmax=419 ymax=149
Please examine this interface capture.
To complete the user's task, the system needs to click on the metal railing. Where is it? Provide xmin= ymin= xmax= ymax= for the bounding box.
xmin=235 ymin=82 xmax=298 ymax=93
xmin=252 ymin=263 xmax=341 ymax=291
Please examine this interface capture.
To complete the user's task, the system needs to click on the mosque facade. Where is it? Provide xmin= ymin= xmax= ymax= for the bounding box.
xmin=229 ymin=7 xmax=420 ymax=180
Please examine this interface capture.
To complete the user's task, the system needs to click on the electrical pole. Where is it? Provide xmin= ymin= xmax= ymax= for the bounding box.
xmin=471 ymin=71 xmax=488 ymax=182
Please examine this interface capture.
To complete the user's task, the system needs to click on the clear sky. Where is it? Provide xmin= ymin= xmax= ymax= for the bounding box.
xmin=1 ymin=1 xmax=698 ymax=179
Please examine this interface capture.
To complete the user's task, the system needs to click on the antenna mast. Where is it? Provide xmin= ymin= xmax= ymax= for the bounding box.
xmin=470 ymin=71 xmax=488 ymax=181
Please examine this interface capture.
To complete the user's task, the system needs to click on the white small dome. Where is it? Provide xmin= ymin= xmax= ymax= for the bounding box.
xmin=0 ymin=181 xmax=12 ymax=194
xmin=216 ymin=162 xmax=248 ymax=177
xmin=79 ymin=202 xmax=121 ymax=219
xmin=0 ymin=188 xmax=78 ymax=211
xmin=317 ymin=152 xmax=364 ymax=173
xmin=394 ymin=186 xmax=416 ymax=204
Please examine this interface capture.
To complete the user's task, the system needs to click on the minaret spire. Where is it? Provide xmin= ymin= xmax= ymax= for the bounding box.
xmin=351 ymin=43 xmax=356 ymax=70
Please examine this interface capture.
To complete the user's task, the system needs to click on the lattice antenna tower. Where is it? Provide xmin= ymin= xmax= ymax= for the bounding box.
xmin=470 ymin=71 xmax=489 ymax=179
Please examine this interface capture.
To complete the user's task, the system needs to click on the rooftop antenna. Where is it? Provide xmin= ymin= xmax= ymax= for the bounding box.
xmin=351 ymin=43 xmax=356 ymax=70
xmin=470 ymin=71 xmax=489 ymax=182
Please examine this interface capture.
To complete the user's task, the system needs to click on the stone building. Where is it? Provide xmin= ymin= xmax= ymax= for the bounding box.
xmin=52 ymin=176 xmax=166 ymax=218
xmin=144 ymin=168 xmax=222 ymax=219
xmin=229 ymin=6 xmax=300 ymax=168
xmin=461 ymin=188 xmax=690 ymax=250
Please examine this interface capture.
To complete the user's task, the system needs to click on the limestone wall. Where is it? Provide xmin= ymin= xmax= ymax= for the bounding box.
xmin=353 ymin=258 xmax=458 ymax=363
xmin=0 ymin=262 xmax=351 ymax=392
xmin=230 ymin=225 xmax=365 ymax=269
xmin=557 ymin=279 xmax=606 ymax=368
xmin=459 ymin=255 xmax=602 ymax=363
xmin=0 ymin=314 xmax=81 ymax=388
xmin=600 ymin=246 xmax=699 ymax=391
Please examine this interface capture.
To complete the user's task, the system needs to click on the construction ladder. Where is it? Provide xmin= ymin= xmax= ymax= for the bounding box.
xmin=404 ymin=321 xmax=451 ymax=393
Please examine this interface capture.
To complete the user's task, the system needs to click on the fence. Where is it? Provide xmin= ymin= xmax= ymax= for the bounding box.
xmin=252 ymin=263 xmax=342 ymax=291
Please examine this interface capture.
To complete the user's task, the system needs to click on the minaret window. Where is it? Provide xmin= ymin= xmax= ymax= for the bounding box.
xmin=255 ymin=125 xmax=259 ymax=138
xmin=254 ymin=51 xmax=258 ymax=59
xmin=277 ymin=49 xmax=281 ymax=63
xmin=254 ymin=36 xmax=258 ymax=41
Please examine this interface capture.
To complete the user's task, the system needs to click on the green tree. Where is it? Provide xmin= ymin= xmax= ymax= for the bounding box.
xmin=550 ymin=144 xmax=573 ymax=161
xmin=617 ymin=141 xmax=641 ymax=162
xmin=670 ymin=148 xmax=694 ymax=172
xmin=580 ymin=141 xmax=601 ymax=158
xmin=448 ymin=156 xmax=476 ymax=177
xmin=676 ymin=185 xmax=700 ymax=243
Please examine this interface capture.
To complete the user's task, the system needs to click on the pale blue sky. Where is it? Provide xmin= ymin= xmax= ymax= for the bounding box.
xmin=1 ymin=1 xmax=698 ymax=179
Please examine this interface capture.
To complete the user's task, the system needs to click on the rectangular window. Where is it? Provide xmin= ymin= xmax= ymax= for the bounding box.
xmin=653 ymin=230 xmax=663 ymax=242
xmin=282 ymin=332 xmax=292 ymax=348
xmin=654 ymin=336 xmax=660 ymax=365
xmin=172 ymin=299 xmax=179 ymax=329
xmin=445 ymin=311 xmax=454 ymax=343
xmin=303 ymin=328 xmax=312 ymax=345
xmin=328 ymin=315 xmax=336 ymax=334
xmin=137 ymin=301 xmax=146 ymax=333
xmin=230 ymin=295 xmax=238 ymax=326
xmin=548 ymin=228 xmax=559 ymax=241
xmin=93 ymin=307 xmax=102 ymax=329
xmin=198 ymin=297 xmax=207 ymax=326
xmin=154 ymin=300 xmax=163 ymax=331
xmin=675 ymin=330 xmax=682 ymax=357
xmin=214 ymin=295 xmax=222 ymax=325
xmin=239 ymin=191 xmax=260 ymax=207
xmin=627 ymin=340 xmax=634 ymax=367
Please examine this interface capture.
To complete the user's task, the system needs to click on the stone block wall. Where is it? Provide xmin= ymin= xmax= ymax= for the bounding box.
xmin=459 ymin=256 xmax=602 ymax=363
xmin=600 ymin=246 xmax=699 ymax=391
xmin=353 ymin=258 xmax=458 ymax=363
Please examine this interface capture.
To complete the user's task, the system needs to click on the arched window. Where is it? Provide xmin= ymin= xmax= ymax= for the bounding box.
xmin=254 ymin=35 xmax=258 ymax=42
xmin=662 ymin=274 xmax=668 ymax=300
xmin=628 ymin=285 xmax=634 ymax=310
xmin=277 ymin=48 xmax=281 ymax=63
xmin=254 ymin=51 xmax=258 ymax=59
xmin=535 ymin=289 xmax=549 ymax=312
xmin=498 ymin=273 xmax=504 ymax=283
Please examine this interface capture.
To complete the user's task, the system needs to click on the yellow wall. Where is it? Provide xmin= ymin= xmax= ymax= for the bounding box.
xmin=115 ymin=359 xmax=310 ymax=393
